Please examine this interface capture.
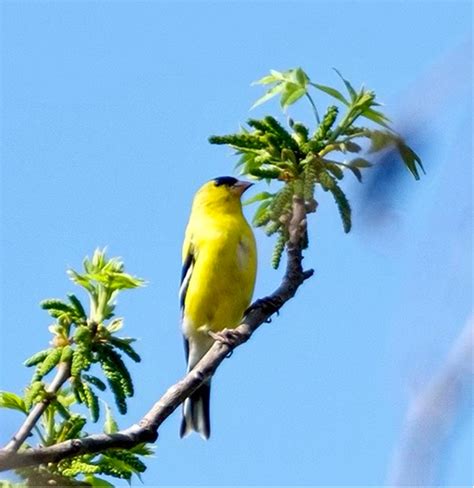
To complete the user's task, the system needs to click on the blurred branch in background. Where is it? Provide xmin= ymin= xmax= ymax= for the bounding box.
xmin=387 ymin=315 xmax=473 ymax=485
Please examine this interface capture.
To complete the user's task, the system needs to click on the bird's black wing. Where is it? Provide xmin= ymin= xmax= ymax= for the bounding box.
xmin=179 ymin=246 xmax=194 ymax=313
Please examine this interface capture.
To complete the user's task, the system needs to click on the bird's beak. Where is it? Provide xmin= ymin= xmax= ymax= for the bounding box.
xmin=233 ymin=180 xmax=254 ymax=196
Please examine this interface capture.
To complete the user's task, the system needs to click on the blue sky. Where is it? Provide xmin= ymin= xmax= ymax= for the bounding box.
xmin=1 ymin=1 xmax=472 ymax=486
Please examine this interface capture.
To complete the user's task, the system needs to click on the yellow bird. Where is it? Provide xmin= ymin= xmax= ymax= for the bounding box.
xmin=179 ymin=176 xmax=257 ymax=439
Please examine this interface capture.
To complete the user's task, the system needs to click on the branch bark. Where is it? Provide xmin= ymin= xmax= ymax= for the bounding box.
xmin=4 ymin=362 xmax=71 ymax=452
xmin=0 ymin=197 xmax=313 ymax=472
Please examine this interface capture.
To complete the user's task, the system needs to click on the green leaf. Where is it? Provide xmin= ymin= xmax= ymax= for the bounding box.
xmin=108 ymin=273 xmax=145 ymax=291
xmin=243 ymin=191 xmax=274 ymax=206
xmin=349 ymin=157 xmax=373 ymax=168
xmin=281 ymin=86 xmax=306 ymax=109
xmin=251 ymin=83 xmax=284 ymax=109
xmin=251 ymin=73 xmax=278 ymax=85
xmin=333 ymin=68 xmax=357 ymax=101
xmin=129 ymin=443 xmax=154 ymax=456
xmin=270 ymin=69 xmax=285 ymax=80
xmin=67 ymin=269 xmax=94 ymax=293
xmin=294 ymin=67 xmax=309 ymax=87
xmin=0 ymin=391 xmax=27 ymax=413
xmin=396 ymin=140 xmax=425 ymax=180
xmin=362 ymin=108 xmax=392 ymax=129
xmin=84 ymin=476 xmax=115 ymax=488
xmin=347 ymin=166 xmax=362 ymax=182
xmin=107 ymin=318 xmax=123 ymax=333
xmin=312 ymin=83 xmax=349 ymax=105
xmin=341 ymin=141 xmax=361 ymax=153
xmin=103 ymin=450 xmax=146 ymax=474
xmin=252 ymin=199 xmax=272 ymax=226
xmin=104 ymin=404 xmax=119 ymax=434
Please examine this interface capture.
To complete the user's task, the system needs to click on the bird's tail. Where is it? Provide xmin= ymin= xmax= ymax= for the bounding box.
xmin=180 ymin=380 xmax=211 ymax=440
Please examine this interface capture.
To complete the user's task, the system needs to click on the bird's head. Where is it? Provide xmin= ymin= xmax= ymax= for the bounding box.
xmin=193 ymin=176 xmax=253 ymax=214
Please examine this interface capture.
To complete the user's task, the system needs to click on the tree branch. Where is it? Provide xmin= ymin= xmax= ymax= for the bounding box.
xmin=387 ymin=315 xmax=473 ymax=485
xmin=0 ymin=197 xmax=313 ymax=472
xmin=4 ymin=362 xmax=71 ymax=453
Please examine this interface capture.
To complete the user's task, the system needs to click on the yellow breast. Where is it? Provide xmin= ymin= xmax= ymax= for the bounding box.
xmin=184 ymin=212 xmax=257 ymax=334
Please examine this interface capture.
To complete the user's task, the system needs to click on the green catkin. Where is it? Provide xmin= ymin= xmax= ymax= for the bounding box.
xmin=252 ymin=209 xmax=272 ymax=227
xmin=83 ymin=382 xmax=99 ymax=422
xmin=108 ymin=338 xmax=141 ymax=363
xmin=100 ymin=359 xmax=127 ymax=414
xmin=24 ymin=349 xmax=52 ymax=368
xmin=99 ymin=346 xmax=134 ymax=396
xmin=293 ymin=178 xmax=304 ymax=198
xmin=33 ymin=348 xmax=63 ymax=380
xmin=317 ymin=170 xmax=352 ymax=232
xmin=208 ymin=134 xmax=267 ymax=150
xmin=40 ymin=299 xmax=75 ymax=315
xmin=264 ymin=220 xmax=281 ymax=236
xmin=67 ymin=293 xmax=86 ymax=320
xmin=60 ymin=345 xmax=73 ymax=362
xmin=280 ymin=148 xmax=297 ymax=165
xmin=74 ymin=325 xmax=92 ymax=345
xmin=269 ymin=183 xmax=294 ymax=221
xmin=253 ymin=154 xmax=275 ymax=166
xmin=83 ymin=374 xmax=107 ymax=391
xmin=303 ymin=162 xmax=317 ymax=202
xmin=317 ymin=169 xmax=335 ymax=191
xmin=98 ymin=460 xmax=132 ymax=480
xmin=24 ymin=381 xmax=45 ymax=409
xmin=325 ymin=163 xmax=344 ymax=180
xmin=62 ymin=461 xmax=100 ymax=477
xmin=329 ymin=184 xmax=352 ymax=233
xmin=105 ymin=450 xmax=147 ymax=473
xmin=271 ymin=231 xmax=287 ymax=269
xmin=313 ymin=105 xmax=339 ymax=141
xmin=70 ymin=350 xmax=91 ymax=377
xmin=263 ymin=116 xmax=300 ymax=154
xmin=73 ymin=378 xmax=87 ymax=405
xmin=249 ymin=167 xmax=281 ymax=180
xmin=292 ymin=122 xmax=309 ymax=144
xmin=246 ymin=118 xmax=267 ymax=131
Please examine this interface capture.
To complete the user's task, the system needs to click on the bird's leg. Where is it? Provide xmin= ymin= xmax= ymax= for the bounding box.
xmin=244 ymin=296 xmax=283 ymax=318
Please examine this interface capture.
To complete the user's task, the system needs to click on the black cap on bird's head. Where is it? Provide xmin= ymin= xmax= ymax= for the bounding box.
xmin=212 ymin=176 xmax=253 ymax=196
xmin=214 ymin=176 xmax=238 ymax=187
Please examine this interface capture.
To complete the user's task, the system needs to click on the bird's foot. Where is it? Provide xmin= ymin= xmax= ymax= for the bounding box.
xmin=245 ymin=296 xmax=283 ymax=318
xmin=208 ymin=329 xmax=242 ymax=350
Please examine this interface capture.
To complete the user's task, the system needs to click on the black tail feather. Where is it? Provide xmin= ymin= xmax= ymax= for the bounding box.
xmin=180 ymin=381 xmax=211 ymax=439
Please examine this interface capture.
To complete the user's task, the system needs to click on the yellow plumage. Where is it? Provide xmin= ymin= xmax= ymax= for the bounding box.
xmin=179 ymin=176 xmax=257 ymax=439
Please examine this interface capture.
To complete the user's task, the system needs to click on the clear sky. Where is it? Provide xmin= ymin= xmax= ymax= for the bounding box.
xmin=1 ymin=1 xmax=472 ymax=486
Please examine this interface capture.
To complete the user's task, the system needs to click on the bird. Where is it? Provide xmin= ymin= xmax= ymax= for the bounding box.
xmin=179 ymin=176 xmax=257 ymax=439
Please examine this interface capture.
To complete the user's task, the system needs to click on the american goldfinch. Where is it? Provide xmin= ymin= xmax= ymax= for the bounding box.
xmin=179 ymin=176 xmax=257 ymax=439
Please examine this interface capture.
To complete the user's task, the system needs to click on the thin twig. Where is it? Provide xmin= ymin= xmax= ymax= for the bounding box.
xmin=4 ymin=362 xmax=71 ymax=453
xmin=0 ymin=199 xmax=313 ymax=472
